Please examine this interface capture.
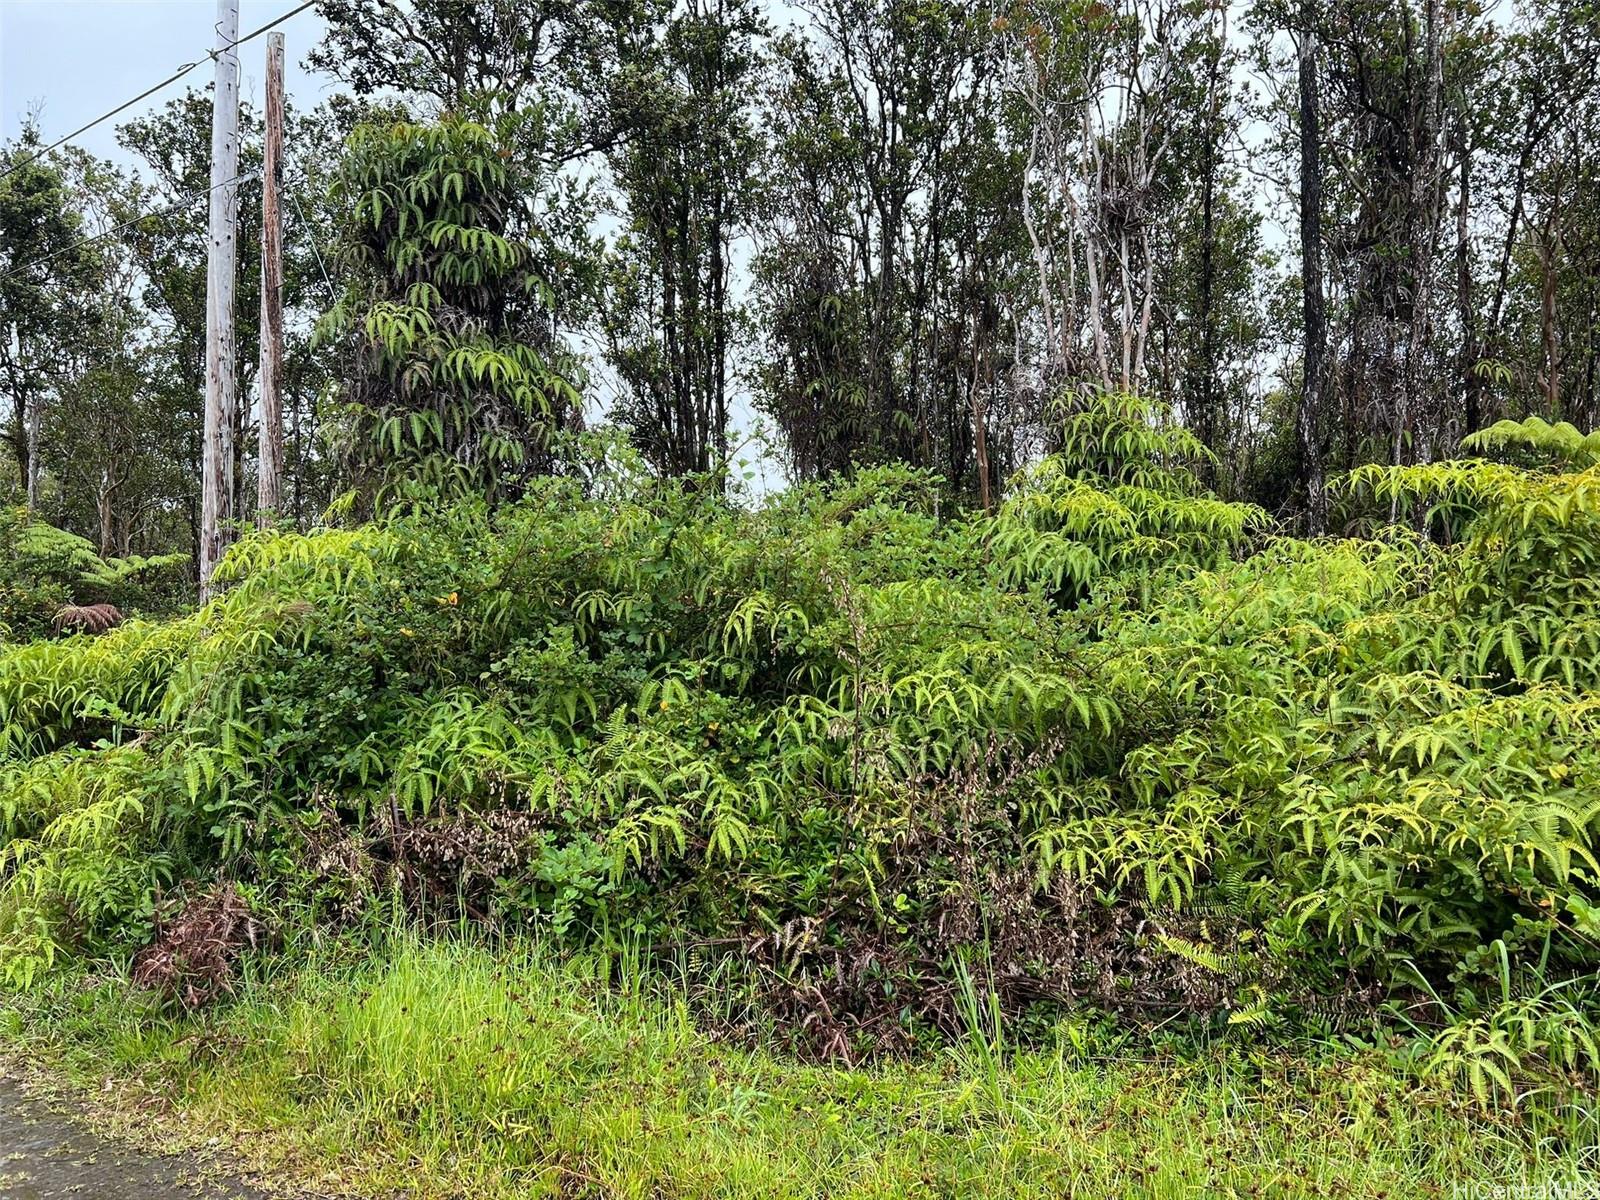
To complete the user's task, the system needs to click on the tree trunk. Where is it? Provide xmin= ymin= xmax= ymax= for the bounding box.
xmin=3 ymin=328 xmax=31 ymax=503
xmin=1195 ymin=10 xmax=1225 ymax=480
xmin=1540 ymin=208 xmax=1561 ymax=416
xmin=97 ymin=468 xmax=117 ymax=559
xmin=1400 ymin=0 xmax=1444 ymax=466
xmin=25 ymin=385 xmax=42 ymax=511
xmin=1456 ymin=117 xmax=1478 ymax=436
xmin=1296 ymin=5 xmax=1328 ymax=534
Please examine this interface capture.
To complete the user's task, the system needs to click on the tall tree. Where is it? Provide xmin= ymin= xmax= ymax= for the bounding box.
xmin=602 ymin=0 xmax=769 ymax=482
xmin=1296 ymin=0 xmax=1328 ymax=532
xmin=757 ymin=0 xmax=1031 ymax=494
xmin=310 ymin=0 xmax=653 ymax=160
xmin=318 ymin=117 xmax=583 ymax=507
xmin=0 ymin=128 xmax=95 ymax=509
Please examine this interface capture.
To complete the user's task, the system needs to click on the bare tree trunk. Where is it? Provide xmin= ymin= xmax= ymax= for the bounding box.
xmin=1079 ymin=105 xmax=1112 ymax=387
xmin=1132 ymin=226 xmax=1156 ymax=387
xmin=1475 ymin=102 xmax=1553 ymax=431
xmin=1456 ymin=114 xmax=1478 ymax=437
xmin=97 ymin=468 xmax=117 ymax=559
xmin=1398 ymin=0 xmax=1445 ymax=469
xmin=1020 ymin=111 xmax=1059 ymax=376
xmin=969 ymin=291 xmax=992 ymax=511
xmin=4 ymin=327 xmax=32 ymax=506
xmin=1195 ymin=11 xmax=1224 ymax=476
xmin=1540 ymin=207 xmax=1562 ymax=415
xmin=25 ymin=384 xmax=42 ymax=511
xmin=1119 ymin=229 xmax=1134 ymax=390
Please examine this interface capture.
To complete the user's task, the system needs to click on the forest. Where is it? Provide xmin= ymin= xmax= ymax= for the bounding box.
xmin=4 ymin=0 xmax=1600 ymax=1196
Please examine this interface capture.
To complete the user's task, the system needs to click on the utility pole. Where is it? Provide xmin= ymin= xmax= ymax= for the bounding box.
xmin=13 ymin=327 xmax=40 ymax=511
xmin=201 ymin=0 xmax=240 ymax=598
xmin=1296 ymin=0 xmax=1327 ymax=536
xmin=257 ymin=32 xmax=285 ymax=529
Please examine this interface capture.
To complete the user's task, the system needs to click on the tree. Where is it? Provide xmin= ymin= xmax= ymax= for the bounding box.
xmin=601 ymin=0 xmax=769 ymax=482
xmin=309 ymin=0 xmax=654 ymax=161
xmin=756 ymin=0 xmax=1033 ymax=497
xmin=1295 ymin=0 xmax=1328 ymax=531
xmin=1497 ymin=2 xmax=1600 ymax=429
xmin=0 ymin=127 xmax=96 ymax=509
xmin=39 ymin=158 xmax=178 ymax=557
xmin=318 ymin=117 xmax=583 ymax=508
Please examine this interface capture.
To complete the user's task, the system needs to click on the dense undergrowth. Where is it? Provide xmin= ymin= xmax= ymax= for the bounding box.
xmin=0 ymin=505 xmax=188 ymax=641
xmin=4 ymin=395 xmax=1600 ymax=1103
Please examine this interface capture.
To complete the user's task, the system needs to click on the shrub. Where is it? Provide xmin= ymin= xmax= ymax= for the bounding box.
xmin=2 ymin=392 xmax=1599 ymax=1081
xmin=0 ymin=506 xmax=189 ymax=643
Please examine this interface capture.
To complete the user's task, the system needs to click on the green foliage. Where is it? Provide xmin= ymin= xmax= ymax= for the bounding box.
xmin=602 ymin=0 xmax=769 ymax=480
xmin=0 ymin=506 xmax=188 ymax=641
xmin=4 ymin=393 xmax=1600 ymax=1087
xmin=9 ymin=934 xmax=1591 ymax=1199
xmin=1465 ymin=416 xmax=1600 ymax=469
xmin=319 ymin=117 xmax=583 ymax=508
xmin=990 ymin=392 xmax=1266 ymax=603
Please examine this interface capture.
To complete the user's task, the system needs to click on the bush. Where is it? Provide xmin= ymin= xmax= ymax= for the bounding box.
xmin=2 ymin=392 xmax=1599 ymax=1081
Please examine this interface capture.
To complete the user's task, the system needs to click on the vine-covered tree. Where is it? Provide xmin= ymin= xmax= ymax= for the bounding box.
xmin=318 ymin=117 xmax=584 ymax=507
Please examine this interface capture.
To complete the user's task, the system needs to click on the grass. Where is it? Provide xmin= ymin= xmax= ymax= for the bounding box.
xmin=3 ymin=932 xmax=1598 ymax=1199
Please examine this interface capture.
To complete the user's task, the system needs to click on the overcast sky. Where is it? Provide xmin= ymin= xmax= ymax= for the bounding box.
xmin=1 ymin=1 xmax=333 ymax=167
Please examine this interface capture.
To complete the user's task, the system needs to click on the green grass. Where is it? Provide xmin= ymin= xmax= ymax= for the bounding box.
xmin=4 ymin=934 xmax=1598 ymax=1199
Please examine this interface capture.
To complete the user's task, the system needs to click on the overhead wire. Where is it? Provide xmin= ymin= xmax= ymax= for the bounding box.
xmin=0 ymin=171 xmax=261 ymax=287
xmin=0 ymin=0 xmax=318 ymax=185
xmin=289 ymin=186 xmax=337 ymax=302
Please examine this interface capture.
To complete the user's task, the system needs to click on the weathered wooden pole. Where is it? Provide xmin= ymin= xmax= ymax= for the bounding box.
xmin=201 ymin=0 xmax=241 ymax=597
xmin=257 ymin=31 xmax=285 ymax=529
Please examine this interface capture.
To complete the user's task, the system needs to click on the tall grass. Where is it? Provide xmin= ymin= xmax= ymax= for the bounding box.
xmin=6 ymin=932 xmax=1599 ymax=1199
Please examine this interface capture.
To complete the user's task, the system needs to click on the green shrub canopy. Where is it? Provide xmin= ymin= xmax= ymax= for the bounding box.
xmin=3 ymin=394 xmax=1599 ymax=1074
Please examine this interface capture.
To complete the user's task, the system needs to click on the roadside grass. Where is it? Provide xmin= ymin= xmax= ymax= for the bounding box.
xmin=3 ymin=933 xmax=1597 ymax=1199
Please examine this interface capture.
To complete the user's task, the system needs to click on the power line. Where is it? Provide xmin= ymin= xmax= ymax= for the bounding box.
xmin=0 ymin=171 xmax=260 ymax=288
xmin=228 ymin=0 xmax=321 ymax=69
xmin=0 ymin=0 xmax=318 ymax=185
xmin=289 ymin=187 xmax=337 ymax=303
xmin=1 ymin=165 xmax=334 ymax=295
xmin=2 ymin=64 xmax=208 ymax=183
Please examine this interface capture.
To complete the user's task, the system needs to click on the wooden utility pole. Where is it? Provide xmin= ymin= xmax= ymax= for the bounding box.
xmin=1296 ymin=1 xmax=1328 ymax=536
xmin=257 ymin=32 xmax=286 ymax=529
xmin=201 ymin=0 xmax=241 ymax=597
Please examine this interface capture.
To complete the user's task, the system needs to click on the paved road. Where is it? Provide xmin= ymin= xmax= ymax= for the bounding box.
xmin=0 ymin=1074 xmax=266 ymax=1200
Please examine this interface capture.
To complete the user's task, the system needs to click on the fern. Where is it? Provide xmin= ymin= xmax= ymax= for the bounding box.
xmin=1464 ymin=415 xmax=1600 ymax=468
